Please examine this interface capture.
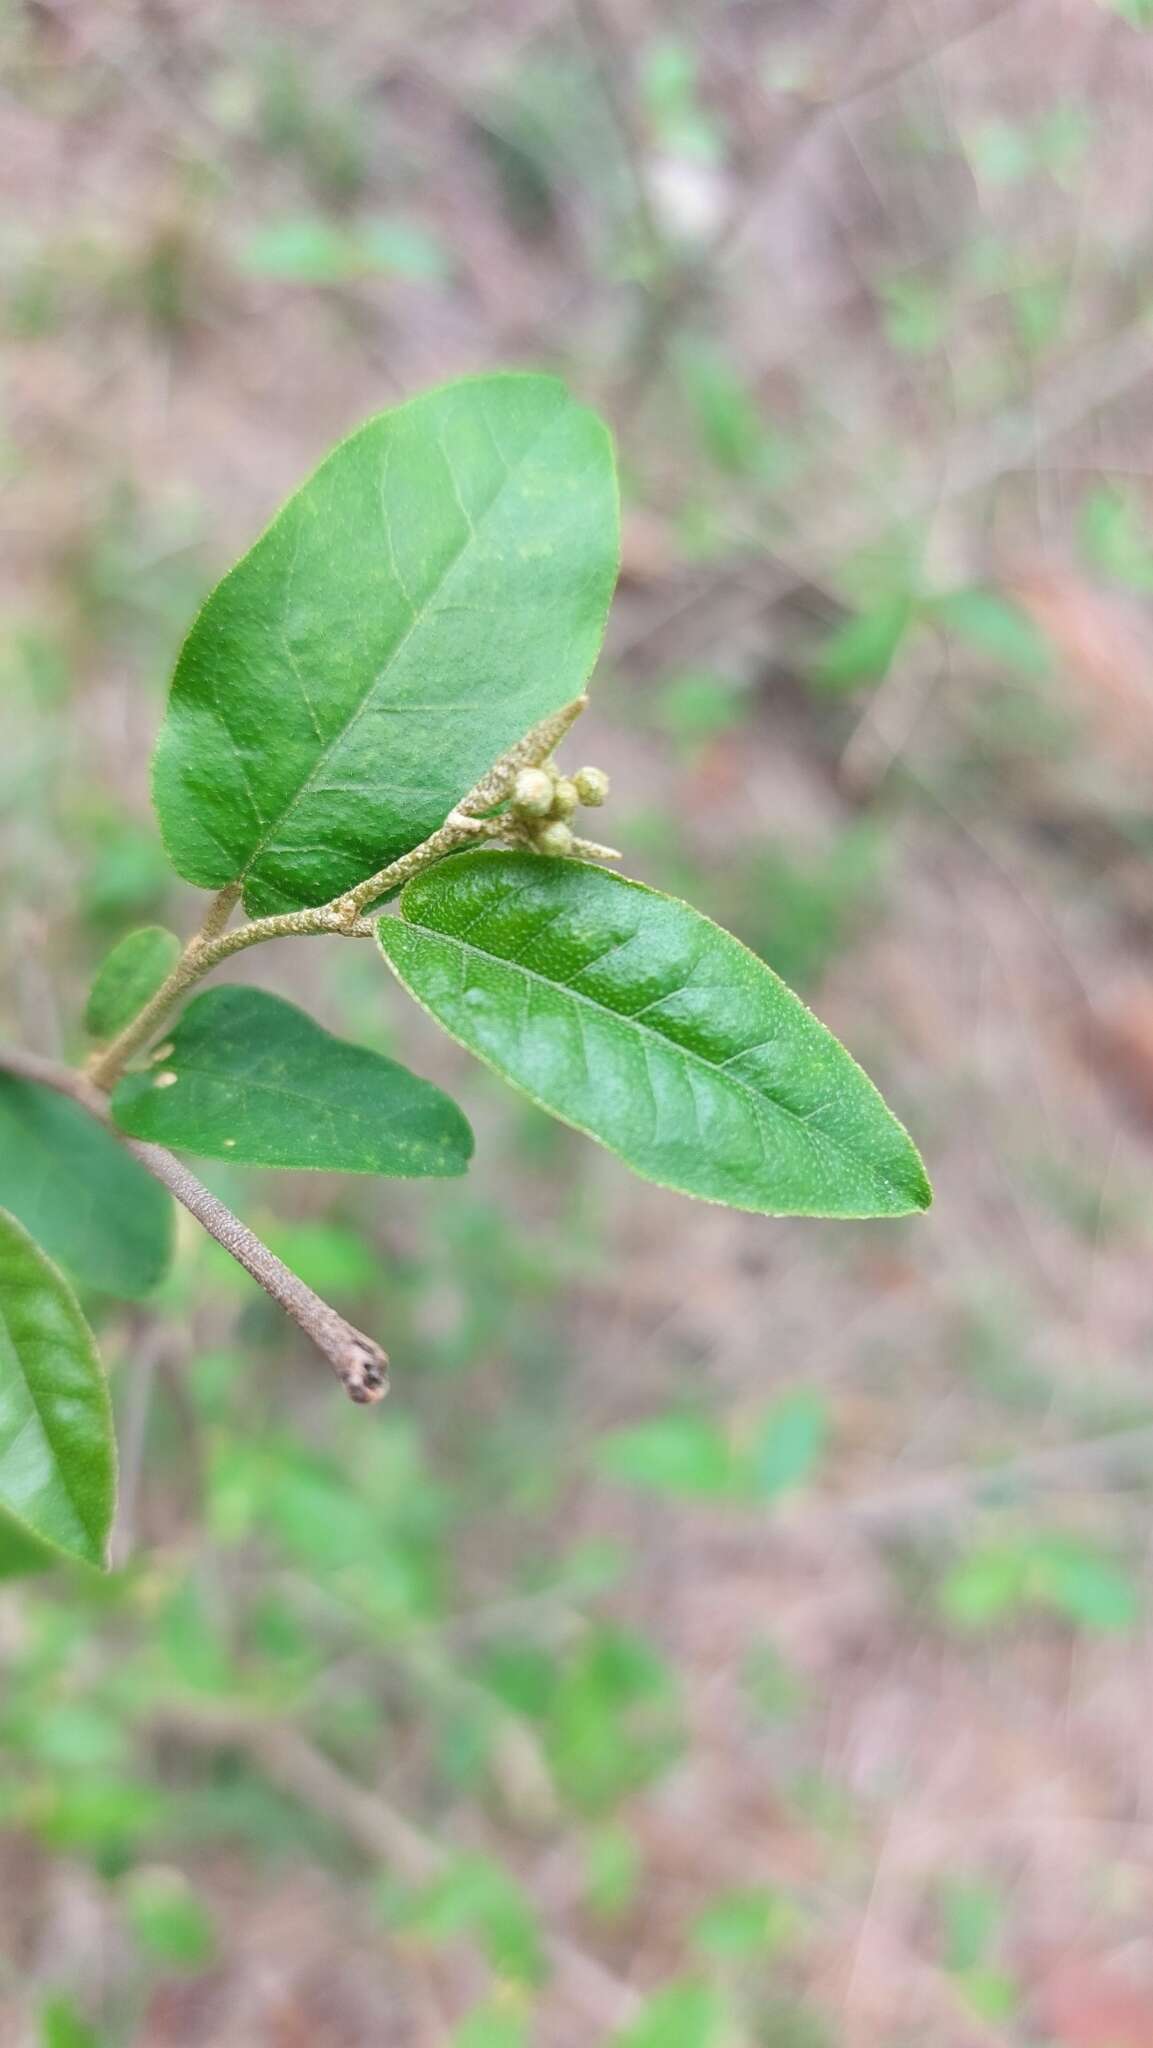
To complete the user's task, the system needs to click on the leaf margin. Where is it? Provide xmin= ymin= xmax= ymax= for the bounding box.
xmin=376 ymin=851 xmax=933 ymax=1220
xmin=0 ymin=1205 xmax=117 ymax=1574
xmin=109 ymin=983 xmax=475 ymax=1178
xmin=151 ymin=370 xmax=621 ymax=916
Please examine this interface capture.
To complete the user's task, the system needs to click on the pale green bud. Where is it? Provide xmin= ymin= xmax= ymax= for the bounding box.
xmin=534 ymin=819 xmax=574 ymax=857
xmin=551 ymin=777 xmax=579 ymax=819
xmin=573 ymin=765 xmax=610 ymax=807
xmin=511 ymin=766 xmax=555 ymax=818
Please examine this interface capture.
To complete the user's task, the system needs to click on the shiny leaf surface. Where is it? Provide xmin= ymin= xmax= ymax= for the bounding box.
xmin=0 ymin=1208 xmax=116 ymax=1571
xmin=153 ymin=374 xmax=618 ymax=915
xmin=0 ymin=1075 xmax=173 ymax=1298
xmin=378 ymin=853 xmax=931 ymax=1217
xmin=112 ymin=985 xmax=473 ymax=1176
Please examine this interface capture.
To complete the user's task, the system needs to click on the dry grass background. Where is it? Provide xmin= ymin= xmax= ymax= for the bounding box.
xmin=5 ymin=1 xmax=1153 ymax=2042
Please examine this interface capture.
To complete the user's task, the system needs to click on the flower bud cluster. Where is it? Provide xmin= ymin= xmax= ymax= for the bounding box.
xmin=509 ymin=760 xmax=611 ymax=857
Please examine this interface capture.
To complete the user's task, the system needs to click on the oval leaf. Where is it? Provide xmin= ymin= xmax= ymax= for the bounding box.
xmin=0 ymin=1075 xmax=173 ymax=1298
xmin=378 ymin=853 xmax=931 ymax=1218
xmin=814 ymin=592 xmax=915 ymax=691
xmin=85 ymin=925 xmax=183 ymax=1039
xmin=153 ymin=373 xmax=619 ymax=916
xmin=111 ymin=985 xmax=474 ymax=1176
xmin=0 ymin=1208 xmax=116 ymax=1571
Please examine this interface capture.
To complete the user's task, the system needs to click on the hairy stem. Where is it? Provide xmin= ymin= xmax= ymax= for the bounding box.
xmin=336 ymin=692 xmax=590 ymax=916
xmin=85 ymin=894 xmax=351 ymax=1090
xmin=3 ymin=704 xmax=610 ymax=1403
xmin=0 ymin=1046 xmax=388 ymax=1405
xmin=86 ymin=695 xmax=595 ymax=1088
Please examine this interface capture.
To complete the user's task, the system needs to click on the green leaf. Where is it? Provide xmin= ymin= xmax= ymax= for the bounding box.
xmin=0 ymin=1076 xmax=173 ymax=1298
xmin=84 ymin=926 xmax=182 ymax=1039
xmin=940 ymin=1878 xmax=1003 ymax=1974
xmin=674 ymin=341 xmax=774 ymax=477
xmin=1103 ymin=0 xmax=1153 ymax=24
xmin=38 ymin=1997 xmax=106 ymax=2048
xmin=940 ymin=1533 xmax=1140 ymax=1635
xmin=238 ymin=217 xmax=361 ymax=283
xmin=390 ymin=1855 xmax=545 ymax=1987
xmin=378 ymin=853 xmax=931 ymax=1218
xmin=238 ymin=215 xmax=451 ymax=286
xmin=930 ymin=588 xmax=1051 ymax=675
xmin=0 ymin=1208 xmax=116 ymax=1572
xmin=939 ymin=1542 xmax=1029 ymax=1628
xmin=583 ymin=1823 xmax=641 ymax=1919
xmin=357 ymin=216 xmax=451 ymax=282
xmin=598 ymin=1413 xmax=738 ymax=1498
xmin=881 ymin=274 xmax=949 ymax=355
xmin=1079 ymin=481 xmax=1153 ymax=591
xmin=813 ymin=592 xmax=915 ymax=690
xmin=958 ymin=1969 xmax=1018 ymax=2023
xmin=153 ymin=373 xmax=619 ymax=916
xmin=121 ymin=1867 xmax=216 ymax=1969
xmin=611 ymin=1980 xmax=727 ymax=2048
xmin=747 ymin=1391 xmax=828 ymax=1500
xmin=692 ymin=1885 xmax=799 ymax=1958
xmin=110 ymin=985 xmax=473 ymax=1176
xmin=453 ymin=2002 xmax=531 ymax=2048
xmin=1012 ymin=275 xmax=1067 ymax=354
xmin=1030 ymin=1535 xmax=1139 ymax=1633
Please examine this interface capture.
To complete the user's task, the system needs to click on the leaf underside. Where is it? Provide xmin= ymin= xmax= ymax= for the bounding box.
xmin=0 ymin=1207 xmax=116 ymax=1571
xmin=378 ymin=852 xmax=931 ymax=1219
xmin=152 ymin=373 xmax=619 ymax=916
xmin=0 ymin=1075 xmax=173 ymax=1298
xmin=111 ymin=985 xmax=474 ymax=1176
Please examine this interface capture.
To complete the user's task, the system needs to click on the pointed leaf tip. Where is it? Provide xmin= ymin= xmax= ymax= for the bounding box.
xmin=378 ymin=852 xmax=931 ymax=1219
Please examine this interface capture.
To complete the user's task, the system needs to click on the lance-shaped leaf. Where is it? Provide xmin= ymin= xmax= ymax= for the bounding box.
xmin=111 ymin=985 xmax=474 ymax=1176
xmin=85 ymin=925 xmax=183 ymax=1039
xmin=378 ymin=853 xmax=931 ymax=1218
xmin=0 ymin=1075 xmax=173 ymax=1298
xmin=152 ymin=373 xmax=619 ymax=916
xmin=0 ymin=1208 xmax=116 ymax=1573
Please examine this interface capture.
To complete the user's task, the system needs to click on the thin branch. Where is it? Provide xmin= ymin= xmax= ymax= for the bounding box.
xmin=339 ymin=693 xmax=593 ymax=916
xmin=0 ymin=1046 xmax=388 ymax=1405
xmin=86 ymin=697 xmax=595 ymax=1087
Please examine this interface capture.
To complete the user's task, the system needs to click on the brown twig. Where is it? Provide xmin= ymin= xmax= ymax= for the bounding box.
xmin=0 ymin=1045 xmax=388 ymax=1405
xmin=84 ymin=889 xmax=356 ymax=1091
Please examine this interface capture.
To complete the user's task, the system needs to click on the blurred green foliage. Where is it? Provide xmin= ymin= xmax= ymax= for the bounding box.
xmin=3 ymin=0 xmax=1152 ymax=2033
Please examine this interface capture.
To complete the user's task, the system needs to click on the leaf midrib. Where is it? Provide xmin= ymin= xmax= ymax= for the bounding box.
xmin=396 ymin=917 xmax=904 ymax=1201
xmin=234 ymin=401 xmax=568 ymax=892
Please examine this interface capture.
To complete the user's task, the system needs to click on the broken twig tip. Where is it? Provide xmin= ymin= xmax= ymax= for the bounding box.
xmin=340 ymin=1336 xmax=391 ymax=1406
